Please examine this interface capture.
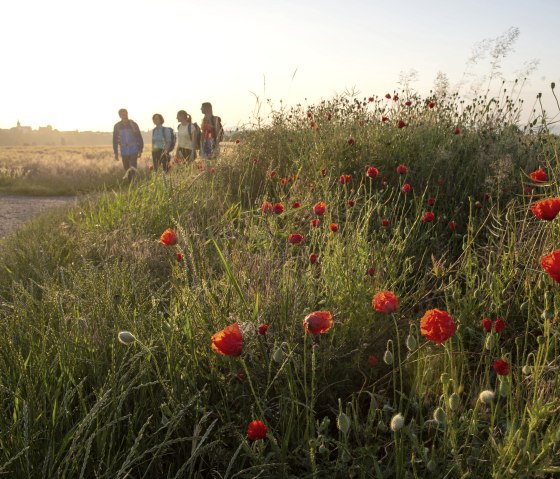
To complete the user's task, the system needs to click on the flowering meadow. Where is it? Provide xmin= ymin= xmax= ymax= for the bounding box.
xmin=0 ymin=87 xmax=559 ymax=478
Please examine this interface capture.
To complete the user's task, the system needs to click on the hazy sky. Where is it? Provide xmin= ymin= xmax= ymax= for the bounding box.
xmin=1 ymin=0 xmax=558 ymax=132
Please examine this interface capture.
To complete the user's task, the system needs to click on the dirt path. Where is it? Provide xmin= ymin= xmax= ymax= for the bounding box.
xmin=0 ymin=195 xmax=77 ymax=240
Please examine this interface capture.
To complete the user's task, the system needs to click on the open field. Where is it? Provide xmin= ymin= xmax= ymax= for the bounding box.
xmin=0 ymin=91 xmax=559 ymax=478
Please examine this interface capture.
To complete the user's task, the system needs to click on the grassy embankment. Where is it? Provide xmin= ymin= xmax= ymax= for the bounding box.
xmin=0 ymin=89 xmax=559 ymax=478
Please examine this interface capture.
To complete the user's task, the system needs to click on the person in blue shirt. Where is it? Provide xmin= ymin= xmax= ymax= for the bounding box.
xmin=151 ymin=113 xmax=174 ymax=171
xmin=113 ymin=108 xmax=144 ymax=180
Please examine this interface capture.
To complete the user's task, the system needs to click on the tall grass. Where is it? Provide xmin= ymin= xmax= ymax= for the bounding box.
xmin=0 ymin=85 xmax=559 ymax=478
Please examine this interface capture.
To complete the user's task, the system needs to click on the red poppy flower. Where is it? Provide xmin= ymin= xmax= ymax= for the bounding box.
xmin=524 ymin=186 xmax=533 ymax=195
xmin=405 ymin=101 xmax=412 ymax=106
xmin=321 ymin=168 xmax=326 ymax=177
xmin=381 ymin=116 xmax=389 ymax=122
xmin=347 ymin=138 xmax=355 ymax=146
xmin=494 ymin=318 xmax=506 ymax=333
xmin=396 ymin=164 xmax=408 ymax=175
xmin=267 ymin=170 xmax=277 ymax=178
xmin=453 ymin=127 xmax=461 ymax=135
xmin=247 ymin=420 xmax=268 ymax=441
xmin=368 ymin=96 xmax=374 ymax=102
xmin=540 ymin=250 xmax=560 ymax=283
xmin=402 ymin=183 xmax=411 ymax=193
xmin=303 ymin=310 xmax=333 ymax=334
xmin=307 ymin=111 xmax=313 ymax=118
xmin=347 ymin=200 xmax=355 ymax=207
xmin=258 ymin=324 xmax=269 ymax=335
xmin=368 ymin=355 xmax=378 ymax=367
xmin=372 ymin=290 xmax=398 ymax=314
xmin=422 ymin=211 xmax=435 ymax=223
xmin=482 ymin=317 xmax=492 ymax=333
xmin=367 ymin=266 xmax=375 ymax=276
xmin=309 ymin=252 xmax=318 ymax=264
xmin=326 ymin=113 xmax=332 ymax=121
xmin=397 ymin=120 xmax=407 ymax=129
xmin=330 ymin=223 xmax=338 ymax=232
xmin=427 ymin=101 xmax=435 ymax=109
xmin=385 ymin=93 xmax=391 ymax=99
xmin=366 ymin=166 xmax=379 ymax=179
xmin=313 ymin=202 xmax=327 ymax=216
xmin=176 ymin=252 xmax=184 ymax=262
xmin=273 ymin=203 xmax=284 ymax=215
xmin=160 ymin=228 xmax=178 ymax=246
xmin=381 ymin=219 xmax=390 ymax=227
xmin=427 ymin=197 xmax=435 ymax=206
xmin=310 ymin=183 xmax=315 ymax=193
xmin=420 ymin=309 xmax=456 ymax=344
xmin=493 ymin=358 xmax=509 ymax=375
xmin=261 ymin=201 xmax=274 ymax=214
xmin=292 ymin=201 xmax=301 ymax=208
xmin=529 ymin=167 xmax=547 ymax=183
xmin=530 ymin=198 xmax=560 ymax=221
xmin=235 ymin=138 xmax=241 ymax=144
xmin=448 ymin=220 xmax=457 ymax=232
xmin=474 ymin=201 xmax=483 ymax=209
xmin=211 ymin=323 xmax=243 ymax=356
xmin=339 ymin=175 xmax=351 ymax=184
xmin=310 ymin=218 xmax=321 ymax=228
xmin=380 ymin=177 xmax=388 ymax=186
xmin=288 ymin=233 xmax=303 ymax=245
xmin=393 ymin=94 xmax=399 ymax=101
xmin=484 ymin=193 xmax=491 ymax=200
xmin=280 ymin=178 xmax=288 ymax=186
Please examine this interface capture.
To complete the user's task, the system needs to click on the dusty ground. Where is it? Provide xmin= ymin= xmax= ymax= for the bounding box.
xmin=0 ymin=195 xmax=77 ymax=240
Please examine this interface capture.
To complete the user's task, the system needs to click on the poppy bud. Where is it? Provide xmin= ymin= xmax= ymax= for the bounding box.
xmin=383 ymin=350 xmax=394 ymax=365
xmin=272 ymin=345 xmax=286 ymax=363
xmin=427 ymin=459 xmax=437 ymax=472
xmin=440 ymin=373 xmax=450 ymax=386
xmin=478 ymin=390 xmax=495 ymax=404
xmin=405 ymin=334 xmax=417 ymax=351
xmin=433 ymin=407 xmax=447 ymax=425
xmin=337 ymin=409 xmax=351 ymax=434
xmin=118 ymin=331 xmax=136 ymax=345
xmin=484 ymin=335 xmax=494 ymax=350
xmin=448 ymin=392 xmax=460 ymax=411
xmin=522 ymin=365 xmax=532 ymax=375
xmin=390 ymin=413 xmax=404 ymax=431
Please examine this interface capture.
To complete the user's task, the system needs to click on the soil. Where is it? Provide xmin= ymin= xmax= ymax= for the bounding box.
xmin=0 ymin=195 xmax=77 ymax=240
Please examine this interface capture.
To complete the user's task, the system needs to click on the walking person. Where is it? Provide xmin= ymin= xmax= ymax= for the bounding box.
xmin=200 ymin=102 xmax=223 ymax=160
xmin=113 ymin=108 xmax=144 ymax=180
xmin=176 ymin=110 xmax=200 ymax=162
xmin=151 ymin=113 xmax=175 ymax=172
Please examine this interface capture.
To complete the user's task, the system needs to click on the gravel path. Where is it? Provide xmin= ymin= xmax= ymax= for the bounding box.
xmin=0 ymin=195 xmax=77 ymax=240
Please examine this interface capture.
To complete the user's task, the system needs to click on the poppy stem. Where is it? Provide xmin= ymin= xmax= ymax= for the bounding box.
xmin=240 ymin=357 xmax=265 ymax=418
xmin=393 ymin=315 xmax=404 ymax=411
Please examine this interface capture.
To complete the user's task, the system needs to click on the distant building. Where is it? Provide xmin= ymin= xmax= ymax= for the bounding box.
xmin=11 ymin=120 xmax=32 ymax=133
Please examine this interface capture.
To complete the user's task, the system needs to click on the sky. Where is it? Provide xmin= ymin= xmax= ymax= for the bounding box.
xmin=1 ymin=0 xmax=558 ymax=132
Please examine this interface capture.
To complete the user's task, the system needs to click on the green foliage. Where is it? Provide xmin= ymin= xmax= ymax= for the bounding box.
xmin=0 ymin=87 xmax=559 ymax=478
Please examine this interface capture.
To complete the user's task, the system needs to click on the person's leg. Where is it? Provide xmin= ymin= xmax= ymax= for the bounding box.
xmin=161 ymin=152 xmax=170 ymax=171
xmin=152 ymin=149 xmax=162 ymax=171
xmin=121 ymin=155 xmax=131 ymax=171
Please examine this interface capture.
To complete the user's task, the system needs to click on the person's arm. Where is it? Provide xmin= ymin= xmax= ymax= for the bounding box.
xmin=135 ymin=122 xmax=144 ymax=156
xmin=113 ymin=123 xmax=119 ymax=160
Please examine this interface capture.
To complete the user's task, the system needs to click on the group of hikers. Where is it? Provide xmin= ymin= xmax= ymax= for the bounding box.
xmin=112 ymin=102 xmax=223 ymax=179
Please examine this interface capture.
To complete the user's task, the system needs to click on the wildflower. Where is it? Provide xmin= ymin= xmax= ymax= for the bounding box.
xmin=494 ymin=318 xmax=506 ymax=333
xmin=288 ymin=233 xmax=304 ymax=245
xmin=303 ymin=311 xmax=333 ymax=334
xmin=339 ymin=175 xmax=351 ymax=184
xmin=540 ymin=250 xmax=560 ymax=283
xmin=402 ymin=183 xmax=411 ymax=193
xmin=397 ymin=120 xmax=407 ymax=129
xmin=247 ymin=420 xmax=268 ymax=441
xmin=453 ymin=127 xmax=461 ymax=135
xmin=368 ymin=96 xmax=374 ymax=102
xmin=385 ymin=93 xmax=391 ymax=99
xmin=393 ymin=94 xmax=399 ymax=101
xmin=160 ymin=228 xmax=178 ymax=246
xmin=524 ymin=186 xmax=533 ymax=195
xmin=478 ymin=390 xmax=495 ymax=404
xmin=347 ymin=199 xmax=355 ymax=207
xmin=427 ymin=101 xmax=435 ymax=109
xmin=366 ymin=166 xmax=379 ymax=179
xmin=273 ymin=203 xmax=284 ymax=215
xmin=118 ymin=331 xmax=136 ymax=345
xmin=448 ymin=220 xmax=457 ymax=232
xmin=330 ymin=223 xmax=338 ymax=232
xmin=380 ymin=176 xmax=388 ymax=186
xmin=309 ymin=183 xmax=315 ymax=193
xmin=267 ymin=170 xmax=277 ymax=178
xmin=372 ymin=290 xmax=398 ymax=314
xmin=474 ymin=201 xmax=483 ymax=209
xmin=427 ymin=197 xmax=435 ymax=206
xmin=261 ymin=201 xmax=274 ymax=214
xmin=291 ymin=201 xmax=301 ymax=208
xmin=310 ymin=219 xmax=321 ymax=228
xmin=530 ymin=198 xmax=560 ymax=221
xmin=396 ymin=164 xmax=408 ymax=175
xmin=176 ymin=252 xmax=184 ymax=262
xmin=493 ymin=358 xmax=510 ymax=375
xmin=381 ymin=219 xmax=390 ymax=227
xmin=309 ymin=252 xmax=318 ymax=264
xmin=422 ymin=211 xmax=435 ymax=223
xmin=367 ymin=266 xmax=375 ymax=276
xmin=529 ymin=167 xmax=547 ymax=183
xmin=235 ymin=138 xmax=241 ymax=144
xmin=420 ymin=309 xmax=456 ymax=344
xmin=381 ymin=116 xmax=389 ymax=122
xmin=211 ymin=323 xmax=243 ymax=356
xmin=321 ymin=168 xmax=326 ymax=177
xmin=368 ymin=355 xmax=378 ymax=366
xmin=484 ymin=193 xmax=491 ymax=200
xmin=313 ymin=201 xmax=327 ymax=216
xmin=404 ymin=100 xmax=412 ymax=107
xmin=258 ymin=324 xmax=269 ymax=335
xmin=482 ymin=317 xmax=492 ymax=333
xmin=347 ymin=138 xmax=355 ymax=146
xmin=390 ymin=413 xmax=404 ymax=431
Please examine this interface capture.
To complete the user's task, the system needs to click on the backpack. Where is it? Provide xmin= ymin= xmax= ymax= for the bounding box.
xmin=212 ymin=116 xmax=224 ymax=142
xmin=165 ymin=126 xmax=176 ymax=152
xmin=188 ymin=123 xmax=202 ymax=150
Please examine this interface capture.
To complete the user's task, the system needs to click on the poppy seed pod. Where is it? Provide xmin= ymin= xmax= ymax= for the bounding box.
xmin=390 ymin=413 xmax=405 ymax=431
xmin=118 ymin=331 xmax=136 ymax=345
